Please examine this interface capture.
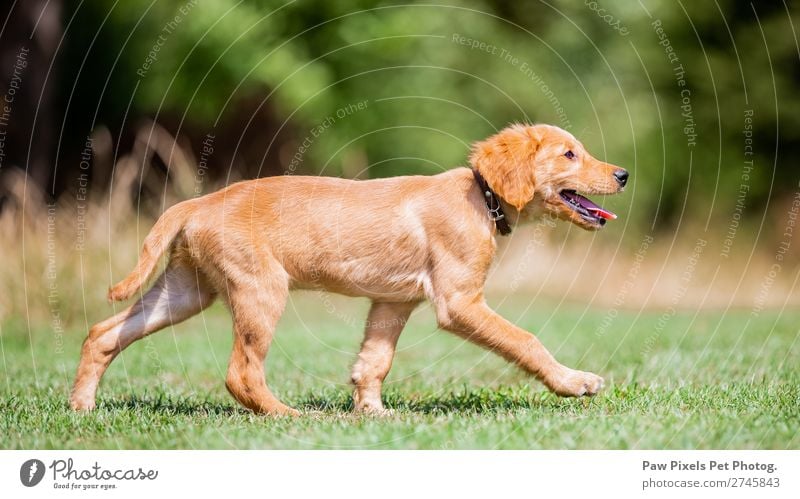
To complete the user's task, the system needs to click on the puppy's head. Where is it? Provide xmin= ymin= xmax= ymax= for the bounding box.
xmin=469 ymin=123 xmax=628 ymax=230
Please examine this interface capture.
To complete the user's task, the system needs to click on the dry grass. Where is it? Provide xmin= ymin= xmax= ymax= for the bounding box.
xmin=0 ymin=122 xmax=237 ymax=327
xmin=487 ymin=222 xmax=800 ymax=310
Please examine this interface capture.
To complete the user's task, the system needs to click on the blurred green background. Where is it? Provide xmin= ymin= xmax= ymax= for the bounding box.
xmin=3 ymin=0 xmax=798 ymax=233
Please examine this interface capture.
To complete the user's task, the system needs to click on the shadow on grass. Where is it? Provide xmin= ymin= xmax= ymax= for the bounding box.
xmin=97 ymin=386 xmax=554 ymax=417
xmin=298 ymin=386 xmax=552 ymax=415
xmin=102 ymin=394 xmax=244 ymax=417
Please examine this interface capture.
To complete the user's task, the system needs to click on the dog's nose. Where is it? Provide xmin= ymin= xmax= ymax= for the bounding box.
xmin=613 ymin=169 xmax=629 ymax=187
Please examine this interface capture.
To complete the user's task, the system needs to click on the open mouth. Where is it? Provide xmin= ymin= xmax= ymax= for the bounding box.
xmin=559 ymin=190 xmax=617 ymax=226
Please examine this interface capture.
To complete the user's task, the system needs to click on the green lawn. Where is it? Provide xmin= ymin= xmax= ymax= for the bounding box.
xmin=1 ymin=294 xmax=798 ymax=449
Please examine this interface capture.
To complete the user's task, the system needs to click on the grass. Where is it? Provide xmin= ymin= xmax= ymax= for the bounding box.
xmin=1 ymin=293 xmax=798 ymax=449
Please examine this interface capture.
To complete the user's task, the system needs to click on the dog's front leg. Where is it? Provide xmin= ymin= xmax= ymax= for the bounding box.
xmin=436 ymin=295 xmax=603 ymax=397
xmin=351 ymin=301 xmax=418 ymax=414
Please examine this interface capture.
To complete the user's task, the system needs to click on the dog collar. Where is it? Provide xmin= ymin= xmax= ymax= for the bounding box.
xmin=472 ymin=168 xmax=512 ymax=236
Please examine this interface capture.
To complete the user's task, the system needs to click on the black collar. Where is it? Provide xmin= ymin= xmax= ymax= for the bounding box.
xmin=472 ymin=168 xmax=512 ymax=236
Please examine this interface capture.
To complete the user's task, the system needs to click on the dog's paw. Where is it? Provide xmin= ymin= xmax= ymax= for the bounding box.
xmin=69 ymin=395 xmax=96 ymax=411
xmin=547 ymin=368 xmax=604 ymax=397
xmin=361 ymin=406 xmax=395 ymax=417
xmin=353 ymin=398 xmax=393 ymax=416
xmin=270 ymin=405 xmax=301 ymax=417
xmin=353 ymin=389 xmax=394 ymax=416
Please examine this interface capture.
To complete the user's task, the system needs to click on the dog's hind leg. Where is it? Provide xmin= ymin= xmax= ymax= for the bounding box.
xmin=351 ymin=301 xmax=418 ymax=414
xmin=70 ymin=260 xmax=216 ymax=411
xmin=223 ymin=262 xmax=297 ymax=416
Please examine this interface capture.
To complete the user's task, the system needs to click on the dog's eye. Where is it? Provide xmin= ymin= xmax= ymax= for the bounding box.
xmin=564 ymin=150 xmax=575 ymax=160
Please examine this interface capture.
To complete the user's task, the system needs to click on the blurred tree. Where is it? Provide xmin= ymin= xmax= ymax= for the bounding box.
xmin=0 ymin=0 xmax=61 ymax=193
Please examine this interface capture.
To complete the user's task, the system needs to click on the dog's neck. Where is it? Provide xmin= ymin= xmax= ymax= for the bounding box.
xmin=471 ymin=169 xmax=512 ymax=236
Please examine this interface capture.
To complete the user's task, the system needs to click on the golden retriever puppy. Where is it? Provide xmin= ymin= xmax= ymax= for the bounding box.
xmin=70 ymin=123 xmax=628 ymax=415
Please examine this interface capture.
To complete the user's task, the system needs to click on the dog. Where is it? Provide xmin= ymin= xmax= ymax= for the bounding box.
xmin=70 ymin=123 xmax=628 ymax=416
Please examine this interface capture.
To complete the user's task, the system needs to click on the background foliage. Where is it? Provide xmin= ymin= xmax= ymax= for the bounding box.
xmin=22 ymin=0 xmax=795 ymax=232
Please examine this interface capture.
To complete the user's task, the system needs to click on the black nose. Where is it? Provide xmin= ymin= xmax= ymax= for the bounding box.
xmin=613 ymin=169 xmax=629 ymax=187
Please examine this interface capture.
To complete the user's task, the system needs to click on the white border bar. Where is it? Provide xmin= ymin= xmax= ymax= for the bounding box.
xmin=1 ymin=450 xmax=797 ymax=498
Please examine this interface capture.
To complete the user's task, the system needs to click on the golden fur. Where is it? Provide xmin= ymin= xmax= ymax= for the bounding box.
xmin=70 ymin=124 xmax=628 ymax=415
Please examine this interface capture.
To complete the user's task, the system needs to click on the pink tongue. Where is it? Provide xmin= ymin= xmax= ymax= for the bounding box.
xmin=572 ymin=192 xmax=617 ymax=220
xmin=588 ymin=206 xmax=617 ymax=220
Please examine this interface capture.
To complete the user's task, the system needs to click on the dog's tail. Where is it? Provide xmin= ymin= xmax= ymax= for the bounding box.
xmin=108 ymin=200 xmax=195 ymax=302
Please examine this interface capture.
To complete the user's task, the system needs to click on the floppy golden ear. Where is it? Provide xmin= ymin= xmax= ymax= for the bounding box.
xmin=469 ymin=126 xmax=540 ymax=211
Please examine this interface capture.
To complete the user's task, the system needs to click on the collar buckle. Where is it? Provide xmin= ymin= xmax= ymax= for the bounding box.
xmin=487 ymin=207 xmax=505 ymax=222
xmin=472 ymin=168 xmax=512 ymax=236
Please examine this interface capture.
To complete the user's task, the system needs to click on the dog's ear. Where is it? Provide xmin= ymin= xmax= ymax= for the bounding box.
xmin=469 ymin=126 xmax=541 ymax=211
